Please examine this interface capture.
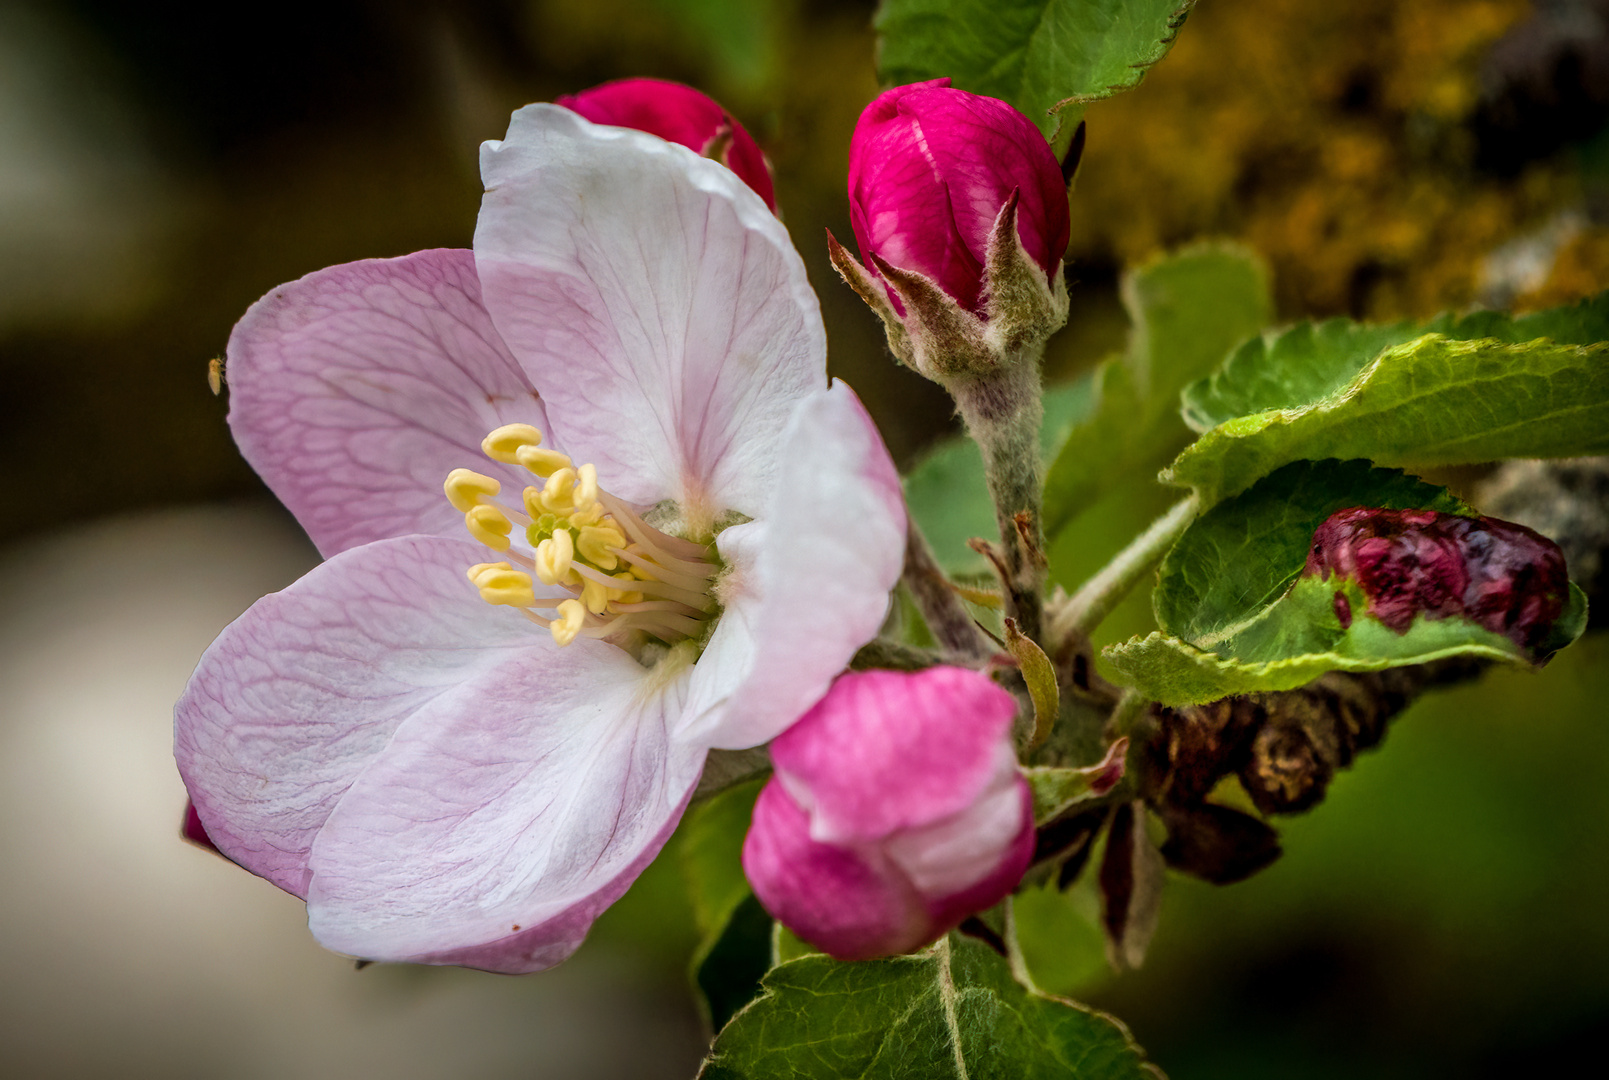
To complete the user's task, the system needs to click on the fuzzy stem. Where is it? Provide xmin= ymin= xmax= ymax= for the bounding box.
xmin=902 ymin=518 xmax=994 ymax=661
xmin=948 ymin=356 xmax=1047 ymax=642
xmin=1048 ymin=494 xmax=1199 ymax=646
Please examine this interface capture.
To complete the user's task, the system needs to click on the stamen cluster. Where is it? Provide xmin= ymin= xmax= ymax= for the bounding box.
xmin=445 ymin=424 xmax=718 ymax=647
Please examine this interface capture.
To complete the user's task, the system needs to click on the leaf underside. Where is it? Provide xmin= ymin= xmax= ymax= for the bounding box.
xmin=876 ymin=0 xmax=1196 ymax=139
xmin=699 ymin=932 xmax=1157 ymax=1079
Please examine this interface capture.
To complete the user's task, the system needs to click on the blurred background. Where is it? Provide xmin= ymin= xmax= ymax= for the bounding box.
xmin=2 ymin=0 xmax=1607 ymax=1075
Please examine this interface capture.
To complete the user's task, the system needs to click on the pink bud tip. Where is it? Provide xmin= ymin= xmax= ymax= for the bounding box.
xmin=557 ymin=77 xmax=776 ymax=211
xmin=742 ymin=667 xmax=1034 ymax=961
xmin=847 ymin=79 xmax=1070 ymax=315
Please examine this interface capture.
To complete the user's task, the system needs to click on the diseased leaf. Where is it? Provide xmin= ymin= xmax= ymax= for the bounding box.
xmin=1101 ymin=460 xmax=1589 ymax=706
xmin=1042 ymin=243 xmax=1272 ymax=539
xmin=699 ymin=932 xmax=1158 ymax=1079
xmin=1183 ymin=292 xmax=1609 ymax=432
xmin=1168 ymin=334 xmax=1609 ymax=507
xmin=905 ymin=377 xmax=1096 ymax=576
xmin=876 ymin=0 xmax=1196 ymax=140
xmin=1154 ymin=460 xmax=1468 ymax=644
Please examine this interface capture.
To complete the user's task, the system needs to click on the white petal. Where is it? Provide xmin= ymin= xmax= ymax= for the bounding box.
xmin=684 ymin=381 xmax=907 ymax=749
xmin=304 ymin=635 xmax=703 ymax=968
xmin=174 ymin=535 xmax=550 ymax=898
xmin=226 ymin=249 xmax=546 ymax=557
xmin=474 ymin=105 xmax=825 ymax=524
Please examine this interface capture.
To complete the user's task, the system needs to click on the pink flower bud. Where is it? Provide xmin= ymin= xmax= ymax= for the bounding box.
xmin=557 ymin=78 xmax=776 ymax=210
xmin=847 ymin=79 xmax=1069 ymax=315
xmin=1305 ymin=507 xmax=1570 ymax=649
xmin=743 ymin=667 xmax=1034 ymax=961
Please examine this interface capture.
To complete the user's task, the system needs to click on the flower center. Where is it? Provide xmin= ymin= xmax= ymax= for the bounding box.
xmin=445 ymin=424 xmax=720 ymax=648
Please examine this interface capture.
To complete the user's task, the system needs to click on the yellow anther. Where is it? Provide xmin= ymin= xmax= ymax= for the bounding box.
xmin=445 ymin=469 xmax=501 ymax=512
xmin=550 ymin=599 xmax=586 ymax=646
xmin=465 ymin=504 xmax=513 ymax=551
xmin=516 ymin=445 xmax=573 ymax=478
xmin=575 ymin=463 xmax=599 ymax=509
xmin=540 ymin=468 xmax=579 ymax=514
xmin=475 ymin=568 xmax=535 ymax=607
xmin=534 ymin=528 xmax=576 ymax=585
xmin=467 ymin=561 xmax=512 ymax=585
xmin=578 ymin=525 xmax=627 ymax=570
xmin=570 ymin=501 xmax=604 ymax=528
xmin=481 ymin=423 xmax=544 ymax=463
xmin=581 ymin=577 xmax=610 ymax=615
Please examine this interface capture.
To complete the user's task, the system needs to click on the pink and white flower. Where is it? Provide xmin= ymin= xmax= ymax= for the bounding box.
xmin=174 ymin=104 xmax=905 ymax=974
xmin=742 ymin=667 xmax=1035 ymax=961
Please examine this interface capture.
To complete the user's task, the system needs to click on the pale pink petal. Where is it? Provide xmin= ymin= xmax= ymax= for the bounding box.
xmin=304 ymin=637 xmax=702 ymax=971
xmin=685 ymin=382 xmax=906 ymax=750
xmin=915 ymin=781 xmax=1036 ymax=933
xmin=742 ymin=781 xmax=930 ymax=962
xmin=474 ymin=105 xmax=824 ymax=522
xmin=227 ymin=249 xmax=547 ymax=557
xmin=769 ymin=667 xmax=1019 ymax=844
xmin=174 ymin=535 xmax=548 ymax=897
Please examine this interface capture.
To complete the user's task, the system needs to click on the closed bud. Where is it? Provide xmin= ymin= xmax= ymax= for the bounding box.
xmin=830 ymin=79 xmax=1070 ymax=379
xmin=557 ymin=78 xmax=776 ymax=211
xmin=742 ymin=667 xmax=1034 ymax=961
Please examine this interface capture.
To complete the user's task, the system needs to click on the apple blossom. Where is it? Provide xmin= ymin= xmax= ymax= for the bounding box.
xmin=175 ymin=104 xmax=904 ymax=974
xmin=742 ymin=666 xmax=1035 ymax=961
xmin=557 ymin=77 xmax=776 ymax=210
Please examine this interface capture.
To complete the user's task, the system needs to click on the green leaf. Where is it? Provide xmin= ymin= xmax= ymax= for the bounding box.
xmin=875 ymin=0 xmax=1196 ymax=139
xmin=1183 ymin=292 xmax=1609 ymax=433
xmin=682 ymin=777 xmax=765 ymax=938
xmin=699 ymin=933 xmax=1157 ymax=1079
xmin=1154 ymin=459 xmax=1467 ymax=643
xmin=694 ymin=892 xmax=776 ymax=1033
xmin=905 ymin=377 xmax=1096 ymax=576
xmin=1102 ymin=460 xmax=1590 ymax=705
xmin=1169 ymin=320 xmax=1609 ymax=507
xmin=1103 ymin=590 xmax=1585 ymax=705
xmin=683 ymin=778 xmax=769 ymax=1029
xmin=1041 ymin=243 xmax=1272 ymax=538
